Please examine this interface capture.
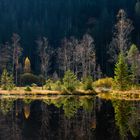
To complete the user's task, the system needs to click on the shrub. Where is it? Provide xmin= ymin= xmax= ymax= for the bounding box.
xmin=21 ymin=73 xmax=38 ymax=86
xmin=94 ymin=77 xmax=113 ymax=88
xmin=82 ymin=76 xmax=93 ymax=90
xmin=24 ymin=86 xmax=32 ymax=91
xmin=45 ymin=79 xmax=53 ymax=90
xmin=53 ymin=80 xmax=62 ymax=91
xmin=63 ymin=70 xmax=79 ymax=92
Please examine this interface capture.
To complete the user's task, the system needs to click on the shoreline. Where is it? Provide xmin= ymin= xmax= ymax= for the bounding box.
xmin=0 ymin=87 xmax=96 ymax=96
xmin=97 ymin=89 xmax=140 ymax=101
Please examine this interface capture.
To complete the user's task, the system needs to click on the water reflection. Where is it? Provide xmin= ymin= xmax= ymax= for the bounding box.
xmin=112 ymin=99 xmax=140 ymax=140
xmin=0 ymin=95 xmax=140 ymax=140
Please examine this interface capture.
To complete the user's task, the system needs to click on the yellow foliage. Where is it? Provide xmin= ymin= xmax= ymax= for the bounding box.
xmin=94 ymin=77 xmax=113 ymax=88
xmin=24 ymin=57 xmax=31 ymax=73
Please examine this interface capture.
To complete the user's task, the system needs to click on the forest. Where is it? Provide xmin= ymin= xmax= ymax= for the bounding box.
xmin=1 ymin=1 xmax=140 ymax=140
xmin=0 ymin=0 xmax=139 ymax=74
xmin=0 ymin=0 xmax=140 ymax=93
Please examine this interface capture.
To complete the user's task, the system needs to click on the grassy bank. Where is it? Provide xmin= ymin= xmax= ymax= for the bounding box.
xmin=0 ymin=87 xmax=96 ymax=96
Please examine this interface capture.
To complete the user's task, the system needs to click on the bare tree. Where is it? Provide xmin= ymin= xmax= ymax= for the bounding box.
xmin=37 ymin=37 xmax=51 ymax=79
xmin=58 ymin=38 xmax=73 ymax=74
xmin=108 ymin=9 xmax=134 ymax=63
xmin=11 ymin=33 xmax=23 ymax=85
xmin=58 ymin=34 xmax=96 ymax=79
xmin=80 ymin=34 xmax=96 ymax=78
xmin=0 ymin=42 xmax=12 ymax=72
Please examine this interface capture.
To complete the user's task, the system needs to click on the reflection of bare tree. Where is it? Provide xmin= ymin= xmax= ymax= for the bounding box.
xmin=39 ymin=102 xmax=50 ymax=140
xmin=0 ymin=100 xmax=22 ymax=140
xmin=0 ymin=96 xmax=97 ymax=140
xmin=55 ymin=96 xmax=96 ymax=140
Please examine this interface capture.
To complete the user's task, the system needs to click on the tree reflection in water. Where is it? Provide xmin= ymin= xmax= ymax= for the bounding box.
xmin=0 ymin=96 xmax=140 ymax=140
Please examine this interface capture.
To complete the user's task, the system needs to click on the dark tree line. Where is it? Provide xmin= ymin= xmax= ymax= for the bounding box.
xmin=0 ymin=0 xmax=139 ymax=76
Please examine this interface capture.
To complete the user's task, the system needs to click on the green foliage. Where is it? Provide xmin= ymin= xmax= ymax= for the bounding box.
xmin=128 ymin=44 xmax=139 ymax=85
xmin=0 ymin=98 xmax=14 ymax=115
xmin=24 ymin=86 xmax=32 ymax=91
xmin=53 ymin=80 xmax=62 ymax=91
xmin=114 ymin=53 xmax=129 ymax=90
xmin=82 ymin=76 xmax=93 ymax=90
xmin=45 ymin=79 xmax=53 ymax=90
xmin=0 ymin=69 xmax=15 ymax=90
xmin=112 ymin=100 xmax=131 ymax=139
xmin=80 ymin=97 xmax=94 ymax=112
xmin=63 ymin=70 xmax=79 ymax=92
xmin=63 ymin=97 xmax=80 ymax=119
xmin=94 ymin=77 xmax=113 ymax=88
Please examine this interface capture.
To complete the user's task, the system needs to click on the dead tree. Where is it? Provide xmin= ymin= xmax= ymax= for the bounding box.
xmin=108 ymin=9 xmax=134 ymax=63
xmin=11 ymin=33 xmax=23 ymax=85
xmin=37 ymin=37 xmax=51 ymax=79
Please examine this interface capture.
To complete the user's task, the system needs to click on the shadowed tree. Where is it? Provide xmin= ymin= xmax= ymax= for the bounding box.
xmin=37 ymin=37 xmax=51 ymax=79
xmin=12 ymin=33 xmax=23 ymax=85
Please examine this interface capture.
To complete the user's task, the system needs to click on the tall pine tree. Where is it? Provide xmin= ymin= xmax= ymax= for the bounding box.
xmin=114 ymin=53 xmax=129 ymax=90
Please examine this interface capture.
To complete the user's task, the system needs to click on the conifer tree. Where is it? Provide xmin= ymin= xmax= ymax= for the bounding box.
xmin=1 ymin=69 xmax=14 ymax=90
xmin=24 ymin=57 xmax=31 ymax=73
xmin=63 ymin=70 xmax=79 ymax=92
xmin=128 ymin=44 xmax=139 ymax=84
xmin=114 ymin=53 xmax=129 ymax=90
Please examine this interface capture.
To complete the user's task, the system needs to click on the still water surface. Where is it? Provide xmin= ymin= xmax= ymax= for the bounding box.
xmin=0 ymin=95 xmax=139 ymax=140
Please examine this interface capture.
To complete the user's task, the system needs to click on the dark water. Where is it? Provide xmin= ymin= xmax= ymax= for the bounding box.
xmin=0 ymin=95 xmax=139 ymax=140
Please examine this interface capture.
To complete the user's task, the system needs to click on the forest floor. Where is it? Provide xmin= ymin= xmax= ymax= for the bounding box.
xmin=0 ymin=87 xmax=96 ymax=95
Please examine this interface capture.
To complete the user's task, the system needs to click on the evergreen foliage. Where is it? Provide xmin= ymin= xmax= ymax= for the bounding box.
xmin=63 ymin=70 xmax=79 ymax=92
xmin=82 ymin=76 xmax=93 ymax=90
xmin=128 ymin=44 xmax=139 ymax=84
xmin=0 ymin=69 xmax=14 ymax=90
xmin=24 ymin=86 xmax=32 ymax=91
xmin=114 ymin=53 xmax=129 ymax=90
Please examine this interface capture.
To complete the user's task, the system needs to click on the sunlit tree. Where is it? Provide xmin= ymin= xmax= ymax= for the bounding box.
xmin=114 ymin=53 xmax=129 ymax=90
xmin=63 ymin=70 xmax=79 ymax=92
xmin=24 ymin=57 xmax=31 ymax=73
xmin=0 ymin=69 xmax=14 ymax=90
xmin=109 ymin=9 xmax=133 ymax=63
xmin=128 ymin=44 xmax=140 ymax=84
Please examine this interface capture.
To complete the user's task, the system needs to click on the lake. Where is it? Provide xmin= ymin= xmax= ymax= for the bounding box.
xmin=0 ymin=95 xmax=139 ymax=140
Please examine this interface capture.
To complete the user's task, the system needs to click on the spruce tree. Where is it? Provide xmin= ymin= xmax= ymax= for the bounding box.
xmin=128 ymin=44 xmax=139 ymax=84
xmin=63 ymin=70 xmax=79 ymax=92
xmin=114 ymin=53 xmax=129 ymax=90
xmin=1 ymin=69 xmax=14 ymax=90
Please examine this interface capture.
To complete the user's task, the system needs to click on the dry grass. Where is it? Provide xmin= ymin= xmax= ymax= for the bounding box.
xmin=0 ymin=87 xmax=96 ymax=95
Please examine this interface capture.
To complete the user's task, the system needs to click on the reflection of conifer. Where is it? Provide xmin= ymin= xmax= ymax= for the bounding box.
xmin=24 ymin=104 xmax=30 ymax=119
